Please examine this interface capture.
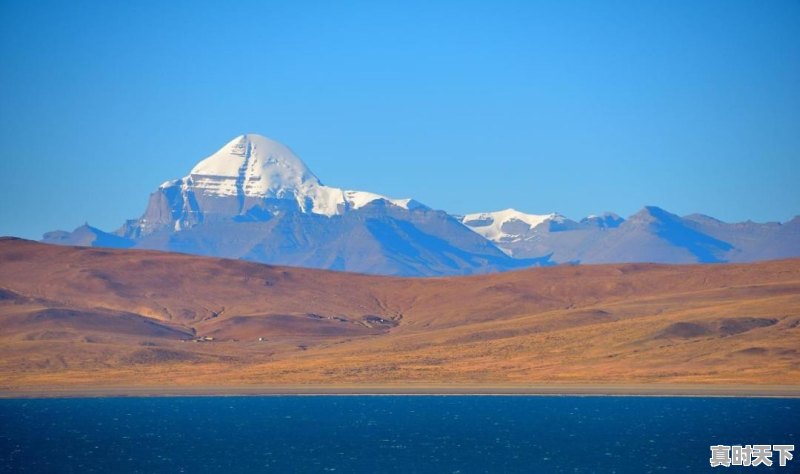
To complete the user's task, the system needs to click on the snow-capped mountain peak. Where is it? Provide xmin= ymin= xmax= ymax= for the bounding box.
xmin=158 ymin=134 xmax=422 ymax=219
xmin=186 ymin=134 xmax=321 ymax=196
xmin=460 ymin=208 xmax=561 ymax=242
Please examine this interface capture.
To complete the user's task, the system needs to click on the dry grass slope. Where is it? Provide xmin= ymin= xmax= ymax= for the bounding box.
xmin=1 ymin=237 xmax=799 ymax=392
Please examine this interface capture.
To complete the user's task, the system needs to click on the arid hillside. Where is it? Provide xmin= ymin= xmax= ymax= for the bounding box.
xmin=1 ymin=237 xmax=799 ymax=391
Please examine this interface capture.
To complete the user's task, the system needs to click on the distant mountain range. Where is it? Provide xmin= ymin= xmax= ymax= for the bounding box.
xmin=42 ymin=134 xmax=799 ymax=276
xmin=460 ymin=207 xmax=800 ymax=265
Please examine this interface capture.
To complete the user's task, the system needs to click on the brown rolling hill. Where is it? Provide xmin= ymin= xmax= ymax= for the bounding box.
xmin=1 ymin=237 xmax=799 ymax=392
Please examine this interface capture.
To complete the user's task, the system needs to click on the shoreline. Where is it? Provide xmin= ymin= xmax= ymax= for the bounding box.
xmin=3 ymin=383 xmax=800 ymax=398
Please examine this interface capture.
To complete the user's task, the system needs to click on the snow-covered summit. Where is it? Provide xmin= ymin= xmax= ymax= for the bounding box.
xmin=184 ymin=134 xmax=319 ymax=196
xmin=460 ymin=208 xmax=563 ymax=241
xmin=161 ymin=134 xmax=423 ymax=216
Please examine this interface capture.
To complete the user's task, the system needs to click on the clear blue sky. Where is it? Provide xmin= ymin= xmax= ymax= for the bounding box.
xmin=1 ymin=1 xmax=798 ymax=239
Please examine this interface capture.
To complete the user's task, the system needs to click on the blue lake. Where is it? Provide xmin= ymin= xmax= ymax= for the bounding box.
xmin=1 ymin=396 xmax=798 ymax=473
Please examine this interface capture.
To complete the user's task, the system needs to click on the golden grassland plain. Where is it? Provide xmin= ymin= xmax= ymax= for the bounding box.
xmin=1 ymin=238 xmax=799 ymax=396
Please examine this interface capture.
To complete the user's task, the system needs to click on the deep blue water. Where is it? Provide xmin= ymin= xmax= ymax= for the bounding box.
xmin=1 ymin=396 xmax=798 ymax=473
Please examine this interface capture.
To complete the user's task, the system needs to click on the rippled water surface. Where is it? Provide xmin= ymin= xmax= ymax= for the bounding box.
xmin=1 ymin=396 xmax=798 ymax=473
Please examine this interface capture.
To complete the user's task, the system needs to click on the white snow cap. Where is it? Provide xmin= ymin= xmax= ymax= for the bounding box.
xmin=165 ymin=134 xmax=422 ymax=216
xmin=189 ymin=134 xmax=319 ymax=194
xmin=461 ymin=208 xmax=562 ymax=241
